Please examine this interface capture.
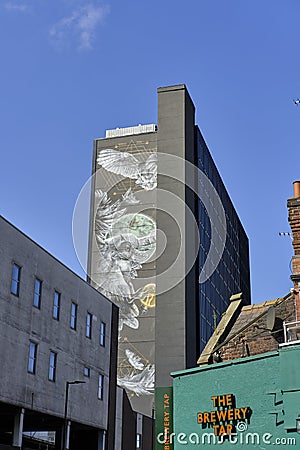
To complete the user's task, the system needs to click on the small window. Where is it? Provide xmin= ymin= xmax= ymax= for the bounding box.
xmin=100 ymin=322 xmax=106 ymax=347
xmin=86 ymin=312 xmax=92 ymax=338
xmin=136 ymin=433 xmax=142 ymax=449
xmin=98 ymin=374 xmax=104 ymax=400
xmin=53 ymin=291 xmax=60 ymax=320
xmin=28 ymin=342 xmax=37 ymax=374
xmin=84 ymin=367 xmax=90 ymax=378
xmin=11 ymin=263 xmax=21 ymax=296
xmin=48 ymin=351 xmax=57 ymax=382
xmin=70 ymin=302 xmax=77 ymax=330
xmin=33 ymin=278 xmax=42 ymax=309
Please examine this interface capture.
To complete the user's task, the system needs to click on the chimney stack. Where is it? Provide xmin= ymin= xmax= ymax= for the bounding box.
xmin=288 ymin=181 xmax=300 ymax=320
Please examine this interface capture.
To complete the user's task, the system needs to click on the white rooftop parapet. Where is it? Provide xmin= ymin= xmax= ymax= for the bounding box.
xmin=105 ymin=124 xmax=157 ymax=138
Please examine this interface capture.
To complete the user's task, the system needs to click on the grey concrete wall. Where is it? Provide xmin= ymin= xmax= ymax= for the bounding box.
xmin=121 ymin=391 xmax=136 ymax=450
xmin=184 ymin=93 xmax=200 ymax=369
xmin=0 ymin=216 xmax=114 ymax=430
xmin=114 ymin=387 xmax=123 ymax=450
xmin=106 ymin=303 xmax=118 ymax=450
xmin=156 ymin=84 xmax=198 ymax=386
xmin=142 ymin=415 xmax=154 ymax=450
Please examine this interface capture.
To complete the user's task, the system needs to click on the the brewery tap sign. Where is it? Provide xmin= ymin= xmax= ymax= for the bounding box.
xmin=197 ymin=394 xmax=251 ymax=436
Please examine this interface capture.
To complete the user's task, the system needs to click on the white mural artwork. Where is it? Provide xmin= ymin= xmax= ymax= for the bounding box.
xmin=97 ymin=149 xmax=157 ymax=191
xmin=94 ymin=148 xmax=157 ymax=398
xmin=125 ymin=349 xmax=145 ymax=371
xmin=94 ymin=188 xmax=156 ymax=331
xmin=117 ymin=363 xmax=155 ymax=397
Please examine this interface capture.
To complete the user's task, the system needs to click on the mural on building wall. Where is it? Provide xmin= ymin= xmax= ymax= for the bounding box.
xmin=94 ymin=142 xmax=157 ymax=402
xmin=97 ymin=149 xmax=157 ymax=191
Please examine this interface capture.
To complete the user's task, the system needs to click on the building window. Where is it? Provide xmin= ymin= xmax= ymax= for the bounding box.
xmin=136 ymin=433 xmax=142 ymax=449
xmin=70 ymin=302 xmax=77 ymax=330
xmin=33 ymin=278 xmax=42 ymax=309
xmin=100 ymin=322 xmax=106 ymax=347
xmin=53 ymin=291 xmax=60 ymax=320
xmin=86 ymin=312 xmax=92 ymax=338
xmin=11 ymin=263 xmax=21 ymax=296
xmin=28 ymin=342 xmax=37 ymax=374
xmin=84 ymin=367 xmax=90 ymax=378
xmin=48 ymin=351 xmax=57 ymax=382
xmin=98 ymin=374 xmax=104 ymax=400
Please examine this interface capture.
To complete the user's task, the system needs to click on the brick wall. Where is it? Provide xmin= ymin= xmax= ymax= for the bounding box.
xmin=288 ymin=188 xmax=300 ymax=320
xmin=220 ymin=296 xmax=296 ymax=362
xmin=288 ymin=196 xmax=300 ymax=257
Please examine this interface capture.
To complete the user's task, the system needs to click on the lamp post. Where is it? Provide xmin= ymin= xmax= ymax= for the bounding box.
xmin=63 ymin=381 xmax=86 ymax=450
xmin=151 ymin=403 xmax=155 ymax=450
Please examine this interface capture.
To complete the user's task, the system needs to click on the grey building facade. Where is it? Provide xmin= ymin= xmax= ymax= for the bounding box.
xmin=114 ymin=387 xmax=153 ymax=450
xmin=0 ymin=216 xmax=118 ymax=450
xmin=87 ymin=85 xmax=251 ymax=423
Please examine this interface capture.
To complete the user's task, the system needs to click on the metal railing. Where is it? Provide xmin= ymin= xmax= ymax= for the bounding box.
xmin=283 ymin=320 xmax=300 ymax=343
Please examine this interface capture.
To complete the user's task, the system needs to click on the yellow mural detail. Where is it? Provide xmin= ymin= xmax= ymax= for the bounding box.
xmin=134 ymin=283 xmax=156 ymax=310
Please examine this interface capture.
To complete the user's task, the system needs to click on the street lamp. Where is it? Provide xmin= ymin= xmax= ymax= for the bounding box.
xmin=63 ymin=380 xmax=86 ymax=450
xmin=151 ymin=403 xmax=155 ymax=450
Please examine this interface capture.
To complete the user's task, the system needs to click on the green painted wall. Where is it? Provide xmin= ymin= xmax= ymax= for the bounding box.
xmin=171 ymin=344 xmax=300 ymax=449
xmin=155 ymin=387 xmax=174 ymax=450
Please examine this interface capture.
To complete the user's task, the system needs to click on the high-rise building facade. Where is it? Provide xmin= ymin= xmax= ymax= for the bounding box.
xmin=197 ymin=129 xmax=251 ymax=350
xmin=87 ymin=85 xmax=251 ymax=419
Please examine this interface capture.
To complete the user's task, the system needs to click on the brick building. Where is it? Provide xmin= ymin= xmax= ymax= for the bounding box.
xmin=289 ymin=180 xmax=300 ymax=320
xmin=168 ymin=182 xmax=300 ymax=450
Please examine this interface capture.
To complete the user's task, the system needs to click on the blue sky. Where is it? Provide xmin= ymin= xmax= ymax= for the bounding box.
xmin=0 ymin=0 xmax=299 ymax=303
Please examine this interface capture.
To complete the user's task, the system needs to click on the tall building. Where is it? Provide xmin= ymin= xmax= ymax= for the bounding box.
xmin=87 ymin=84 xmax=251 ymax=419
xmin=197 ymin=129 xmax=251 ymax=350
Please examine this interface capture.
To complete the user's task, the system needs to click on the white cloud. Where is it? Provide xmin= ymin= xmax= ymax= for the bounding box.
xmin=49 ymin=3 xmax=110 ymax=51
xmin=3 ymin=1 xmax=29 ymax=12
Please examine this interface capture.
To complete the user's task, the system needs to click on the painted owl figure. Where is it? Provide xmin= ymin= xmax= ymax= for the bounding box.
xmin=97 ymin=149 xmax=157 ymax=191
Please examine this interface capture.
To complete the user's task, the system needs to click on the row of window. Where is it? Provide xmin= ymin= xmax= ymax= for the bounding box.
xmin=11 ymin=264 xmax=106 ymax=346
xmin=28 ymin=341 xmax=104 ymax=399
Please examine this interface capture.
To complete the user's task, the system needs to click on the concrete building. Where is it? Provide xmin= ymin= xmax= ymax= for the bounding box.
xmin=169 ymin=182 xmax=300 ymax=450
xmin=0 ymin=216 xmax=118 ymax=450
xmin=87 ymin=84 xmax=251 ymax=423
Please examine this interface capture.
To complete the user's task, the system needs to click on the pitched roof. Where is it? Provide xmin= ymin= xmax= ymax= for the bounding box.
xmin=198 ymin=293 xmax=293 ymax=366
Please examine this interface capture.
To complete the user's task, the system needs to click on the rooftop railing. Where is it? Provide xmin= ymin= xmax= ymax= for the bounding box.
xmin=283 ymin=320 xmax=300 ymax=344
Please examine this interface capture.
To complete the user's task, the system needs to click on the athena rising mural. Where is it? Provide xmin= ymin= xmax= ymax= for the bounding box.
xmin=92 ymin=141 xmax=157 ymax=413
xmin=97 ymin=149 xmax=157 ymax=191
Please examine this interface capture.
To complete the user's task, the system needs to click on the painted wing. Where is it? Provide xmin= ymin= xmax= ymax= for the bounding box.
xmin=94 ymin=189 xmax=126 ymax=245
xmin=97 ymin=149 xmax=140 ymax=179
xmin=122 ymin=188 xmax=139 ymax=204
xmin=125 ymin=349 xmax=145 ymax=371
xmin=117 ymin=364 xmax=155 ymax=396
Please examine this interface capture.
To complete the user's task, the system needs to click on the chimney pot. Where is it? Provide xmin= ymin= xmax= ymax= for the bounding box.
xmin=293 ymin=181 xmax=300 ymax=198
